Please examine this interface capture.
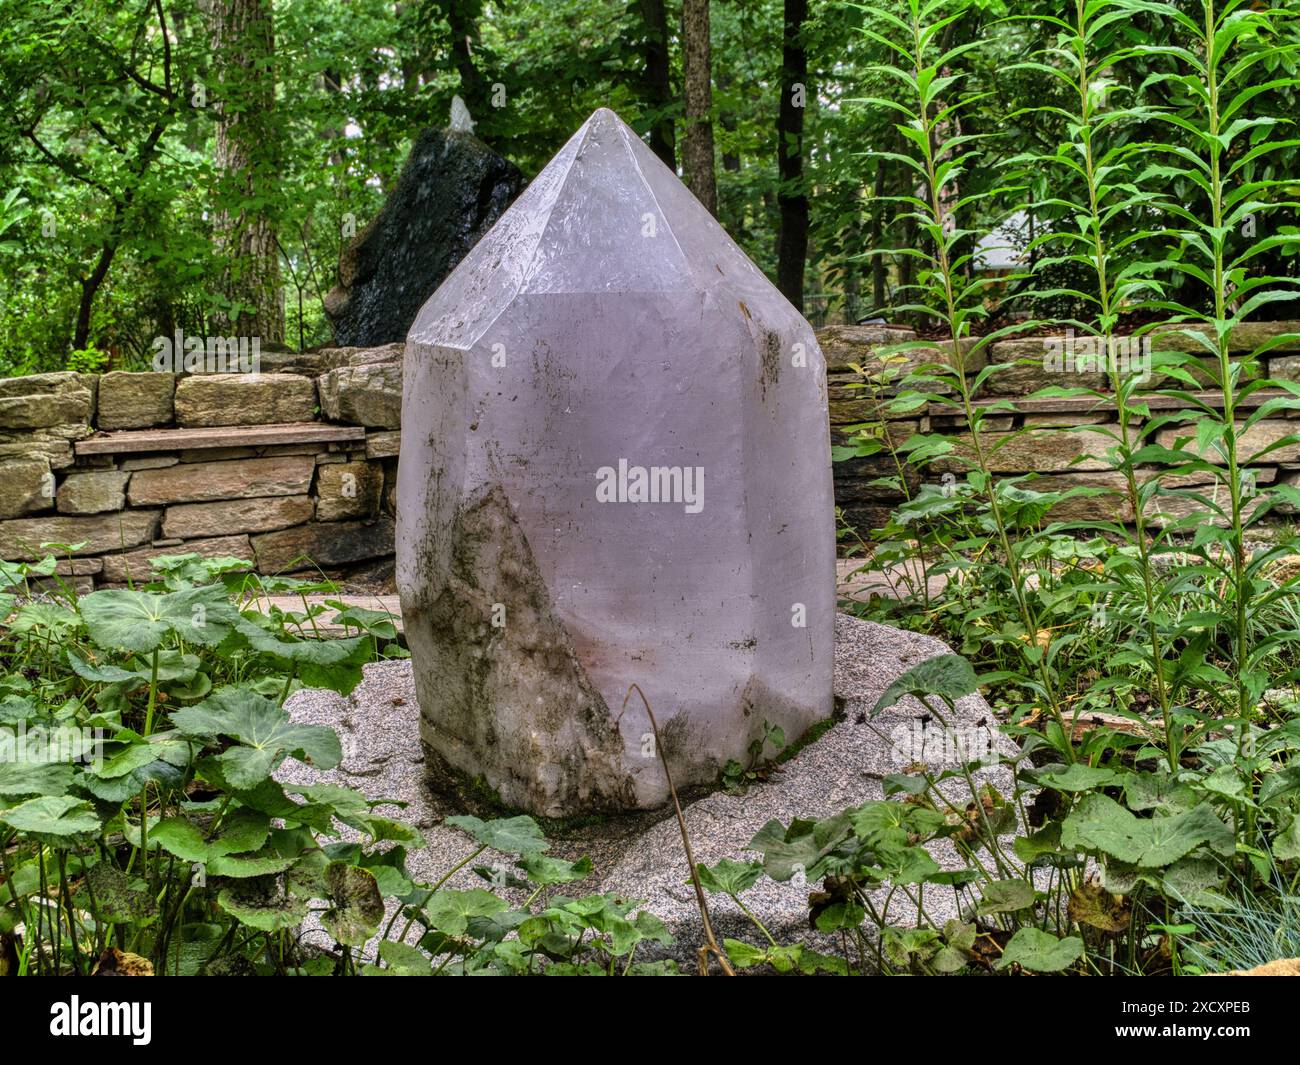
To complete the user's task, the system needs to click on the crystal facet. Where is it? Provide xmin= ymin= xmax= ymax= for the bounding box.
xmin=397 ymin=108 xmax=835 ymax=815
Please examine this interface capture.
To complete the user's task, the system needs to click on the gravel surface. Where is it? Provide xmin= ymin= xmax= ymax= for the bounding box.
xmin=278 ymin=613 xmax=1022 ymax=970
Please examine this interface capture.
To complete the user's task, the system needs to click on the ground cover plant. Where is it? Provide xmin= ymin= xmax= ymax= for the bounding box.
xmin=0 ymin=552 xmax=677 ymax=976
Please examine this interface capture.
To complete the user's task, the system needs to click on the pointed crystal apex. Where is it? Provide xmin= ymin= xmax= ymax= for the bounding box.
xmin=410 ymin=107 xmax=792 ymax=348
xmin=584 ymin=106 xmax=622 ymax=130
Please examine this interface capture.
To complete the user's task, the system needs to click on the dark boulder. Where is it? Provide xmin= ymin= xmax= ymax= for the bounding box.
xmin=324 ymin=127 xmax=525 ymax=347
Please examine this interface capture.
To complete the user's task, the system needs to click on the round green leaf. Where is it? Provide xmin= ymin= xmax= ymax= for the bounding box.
xmin=995 ymin=928 xmax=1084 ymax=973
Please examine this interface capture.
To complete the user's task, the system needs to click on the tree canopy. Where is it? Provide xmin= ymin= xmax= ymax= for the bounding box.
xmin=0 ymin=0 xmax=1297 ymax=374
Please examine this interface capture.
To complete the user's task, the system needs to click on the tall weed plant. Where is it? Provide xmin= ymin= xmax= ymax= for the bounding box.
xmin=816 ymin=0 xmax=1300 ymax=974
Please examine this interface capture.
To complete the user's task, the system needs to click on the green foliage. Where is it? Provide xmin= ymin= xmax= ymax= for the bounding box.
xmin=9 ymin=0 xmax=1295 ymax=367
xmin=721 ymin=718 xmax=787 ymax=792
xmin=821 ymin=0 xmax=1300 ymax=977
xmin=0 ymin=552 xmax=676 ymax=976
xmin=1179 ymin=859 xmax=1300 ymax=973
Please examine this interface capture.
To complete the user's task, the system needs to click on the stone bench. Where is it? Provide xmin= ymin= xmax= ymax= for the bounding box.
xmin=76 ymin=421 xmax=365 ymax=456
xmin=2 ymin=414 xmax=396 ymax=584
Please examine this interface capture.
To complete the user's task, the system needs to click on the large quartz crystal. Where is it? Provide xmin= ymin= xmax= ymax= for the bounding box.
xmin=397 ymin=108 xmax=835 ymax=816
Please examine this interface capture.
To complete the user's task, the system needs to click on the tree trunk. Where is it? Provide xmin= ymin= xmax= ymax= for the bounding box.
xmin=208 ymin=0 xmax=284 ymax=344
xmin=637 ymin=0 xmax=675 ymax=170
xmin=71 ymin=114 xmax=171 ymax=350
xmin=74 ymin=246 xmax=117 ymax=352
xmin=322 ymin=68 xmax=346 ymax=171
xmin=441 ymin=0 xmax=489 ymax=126
xmin=775 ymin=0 xmax=808 ymax=312
xmin=717 ymin=71 xmax=741 ymax=233
xmin=680 ymin=0 xmax=716 ymax=215
xmin=871 ymin=158 xmax=887 ymax=312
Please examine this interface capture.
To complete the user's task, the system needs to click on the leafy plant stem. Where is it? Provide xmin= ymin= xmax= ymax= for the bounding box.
xmin=143 ymin=647 xmax=159 ymax=736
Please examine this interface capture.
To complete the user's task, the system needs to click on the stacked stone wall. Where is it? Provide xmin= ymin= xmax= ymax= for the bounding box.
xmin=0 ymin=345 xmax=403 ymax=591
xmin=5 ymin=321 xmax=1297 ymax=589
xmin=823 ymin=321 xmax=1300 ymax=535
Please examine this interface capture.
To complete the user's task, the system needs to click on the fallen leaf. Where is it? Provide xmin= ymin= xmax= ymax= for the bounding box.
xmin=92 ymin=947 xmax=154 ymax=976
